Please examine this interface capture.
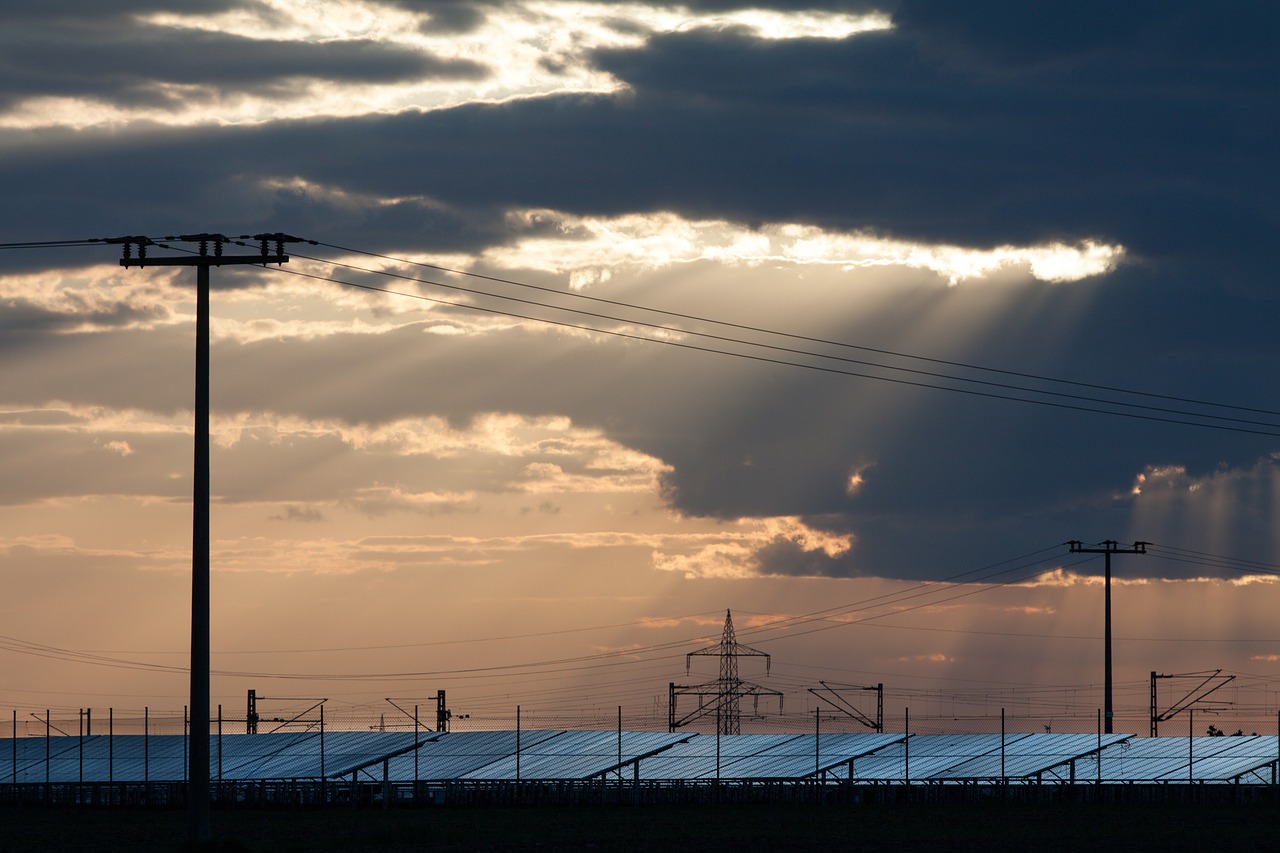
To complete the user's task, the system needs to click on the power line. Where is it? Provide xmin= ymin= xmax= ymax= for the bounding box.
xmin=265 ymin=250 xmax=1280 ymax=437
xmin=12 ymin=234 xmax=1276 ymax=433
xmin=0 ymin=238 xmax=110 ymax=249
xmin=308 ymin=240 xmax=1280 ymax=419
xmin=1144 ymin=542 xmax=1280 ymax=576
xmin=0 ymin=544 xmax=1077 ymax=684
xmin=304 ymin=240 xmax=1280 ymax=421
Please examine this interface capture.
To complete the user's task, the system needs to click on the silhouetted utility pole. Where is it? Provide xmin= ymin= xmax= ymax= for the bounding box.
xmin=1068 ymin=540 xmax=1147 ymax=734
xmin=115 ymin=233 xmax=297 ymax=846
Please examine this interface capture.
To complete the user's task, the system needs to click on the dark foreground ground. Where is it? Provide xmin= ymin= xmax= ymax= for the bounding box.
xmin=3 ymin=802 xmax=1279 ymax=853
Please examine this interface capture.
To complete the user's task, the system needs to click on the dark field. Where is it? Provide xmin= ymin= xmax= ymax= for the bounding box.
xmin=3 ymin=802 xmax=1280 ymax=853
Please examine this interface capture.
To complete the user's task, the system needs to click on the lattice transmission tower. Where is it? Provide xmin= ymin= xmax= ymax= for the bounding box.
xmin=669 ymin=609 xmax=781 ymax=734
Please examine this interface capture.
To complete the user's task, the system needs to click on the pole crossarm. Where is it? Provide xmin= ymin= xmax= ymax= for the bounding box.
xmin=106 ymin=231 xmax=311 ymax=266
xmin=122 ymin=255 xmax=288 ymax=267
xmin=1067 ymin=540 xmax=1148 ymax=556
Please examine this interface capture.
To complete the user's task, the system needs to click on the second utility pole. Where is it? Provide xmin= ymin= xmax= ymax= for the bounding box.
xmin=1068 ymin=539 xmax=1147 ymax=734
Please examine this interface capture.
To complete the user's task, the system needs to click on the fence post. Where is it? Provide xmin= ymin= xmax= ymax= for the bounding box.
xmin=320 ymin=704 xmax=326 ymax=803
xmin=904 ymin=707 xmax=910 ymax=787
xmin=815 ymin=709 xmax=820 ymax=783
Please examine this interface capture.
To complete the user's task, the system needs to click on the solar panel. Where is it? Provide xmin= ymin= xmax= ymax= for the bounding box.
xmin=1 ymin=731 xmax=1276 ymax=785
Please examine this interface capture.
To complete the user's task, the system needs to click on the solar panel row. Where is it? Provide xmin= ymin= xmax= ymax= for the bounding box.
xmin=3 ymin=731 xmax=1278 ymax=785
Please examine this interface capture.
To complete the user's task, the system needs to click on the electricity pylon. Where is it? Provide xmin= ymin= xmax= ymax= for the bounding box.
xmin=669 ymin=609 xmax=781 ymax=734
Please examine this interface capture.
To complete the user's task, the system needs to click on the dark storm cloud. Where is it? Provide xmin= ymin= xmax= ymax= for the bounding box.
xmin=2 ymin=0 xmax=1271 ymax=270
xmin=378 ymin=0 xmax=891 ymax=33
xmin=0 ymin=22 xmax=486 ymax=111
xmin=1 ymin=0 xmax=1275 ymax=581
xmin=589 ymin=18 xmax=1276 ymax=274
xmin=0 ymin=296 xmax=166 ymax=337
xmin=0 ymin=0 xmax=247 ymax=20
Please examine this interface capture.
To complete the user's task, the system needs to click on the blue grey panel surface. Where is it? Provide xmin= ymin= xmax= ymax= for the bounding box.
xmin=460 ymin=730 xmax=691 ymax=781
xmin=633 ymin=734 xmax=801 ymax=780
xmin=0 ymin=730 xmax=429 ymax=783
xmin=842 ymin=734 xmax=1011 ymax=782
xmin=719 ymin=733 xmax=906 ymax=779
xmin=938 ymin=733 xmax=1133 ymax=781
xmin=1185 ymin=736 xmax=1280 ymax=784
xmin=3 ymin=731 xmax=1276 ymax=785
xmin=1097 ymin=736 xmax=1239 ymax=783
xmin=1099 ymin=735 xmax=1279 ymax=784
xmin=7 ymin=734 xmax=187 ymax=784
xmin=383 ymin=730 xmax=575 ymax=781
xmin=382 ymin=730 xmax=563 ymax=781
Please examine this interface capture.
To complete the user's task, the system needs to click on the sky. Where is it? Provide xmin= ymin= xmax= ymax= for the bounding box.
xmin=1 ymin=0 xmax=1279 ymax=738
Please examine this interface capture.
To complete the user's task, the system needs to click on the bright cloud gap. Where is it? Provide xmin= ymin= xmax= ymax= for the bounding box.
xmin=477 ymin=211 xmax=1125 ymax=287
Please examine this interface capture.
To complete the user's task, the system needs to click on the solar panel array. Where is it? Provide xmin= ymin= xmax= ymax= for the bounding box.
xmin=4 ymin=731 xmax=1279 ymax=785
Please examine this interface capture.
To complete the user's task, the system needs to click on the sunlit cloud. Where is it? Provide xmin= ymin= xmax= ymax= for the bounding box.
xmin=677 ymin=9 xmax=892 ymax=40
xmin=652 ymin=540 xmax=756 ymax=579
xmin=1128 ymin=455 xmax=1280 ymax=574
xmin=1019 ymin=568 xmax=1100 ymax=588
xmin=345 ymin=484 xmax=479 ymax=517
xmin=8 ymin=2 xmax=890 ymax=129
xmin=898 ymin=653 xmax=951 ymax=663
xmin=479 ymin=211 xmax=1125 ymax=286
xmin=1227 ymin=575 xmax=1280 ymax=587
xmin=652 ymin=515 xmax=853 ymax=579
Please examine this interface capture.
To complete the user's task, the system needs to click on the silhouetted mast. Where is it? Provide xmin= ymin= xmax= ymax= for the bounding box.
xmin=1068 ymin=540 xmax=1147 ymax=734
xmin=115 ymin=233 xmax=304 ymax=846
xmin=672 ymin=609 xmax=780 ymax=735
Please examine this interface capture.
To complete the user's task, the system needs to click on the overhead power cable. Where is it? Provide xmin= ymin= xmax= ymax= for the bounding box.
xmin=0 ymin=543 xmax=1077 ymax=685
xmin=0 ymin=238 xmax=114 ymax=249
xmin=1144 ymin=543 xmax=1280 ymax=577
xmin=266 ymin=246 xmax=1280 ymax=437
xmin=305 ymin=239 xmax=1280 ymax=421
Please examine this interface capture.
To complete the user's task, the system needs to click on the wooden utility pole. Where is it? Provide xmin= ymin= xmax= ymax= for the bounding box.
xmin=1068 ymin=540 xmax=1147 ymax=734
xmin=116 ymin=233 xmax=293 ymax=845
